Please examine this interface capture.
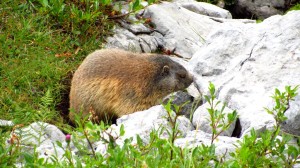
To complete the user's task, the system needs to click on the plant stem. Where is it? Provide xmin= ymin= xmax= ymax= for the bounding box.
xmin=84 ymin=130 xmax=96 ymax=158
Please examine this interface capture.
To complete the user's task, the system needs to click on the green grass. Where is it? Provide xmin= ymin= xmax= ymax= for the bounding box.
xmin=288 ymin=3 xmax=300 ymax=11
xmin=0 ymin=0 xmax=114 ymax=125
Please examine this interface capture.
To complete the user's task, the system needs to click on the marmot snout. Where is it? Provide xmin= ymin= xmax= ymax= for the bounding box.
xmin=69 ymin=49 xmax=193 ymax=122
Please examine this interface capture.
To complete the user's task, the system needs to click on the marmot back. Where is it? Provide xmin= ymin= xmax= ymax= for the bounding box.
xmin=69 ymin=49 xmax=193 ymax=123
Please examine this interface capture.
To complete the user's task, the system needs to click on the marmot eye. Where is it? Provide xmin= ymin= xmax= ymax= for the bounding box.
xmin=162 ymin=65 xmax=170 ymax=74
xmin=178 ymin=73 xmax=186 ymax=78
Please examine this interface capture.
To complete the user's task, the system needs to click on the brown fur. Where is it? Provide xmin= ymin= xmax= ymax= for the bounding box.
xmin=69 ymin=49 xmax=193 ymax=122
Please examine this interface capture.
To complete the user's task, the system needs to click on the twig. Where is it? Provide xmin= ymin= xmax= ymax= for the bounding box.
xmin=84 ymin=130 xmax=96 ymax=158
xmin=108 ymin=11 xmax=135 ymax=19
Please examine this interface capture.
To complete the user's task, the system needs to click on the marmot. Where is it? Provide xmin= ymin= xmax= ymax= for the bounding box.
xmin=69 ymin=49 xmax=193 ymax=123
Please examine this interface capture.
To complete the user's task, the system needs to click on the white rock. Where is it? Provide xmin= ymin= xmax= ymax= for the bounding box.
xmin=94 ymin=141 xmax=109 ymax=157
xmin=36 ymin=143 xmax=69 ymax=163
xmin=105 ymin=28 xmax=146 ymax=53
xmin=190 ymin=10 xmax=300 ymax=136
xmin=8 ymin=122 xmax=80 ymax=165
xmin=106 ymin=1 xmax=235 ymax=58
xmin=208 ymin=17 xmax=256 ymax=24
xmin=115 ymin=105 xmax=194 ymax=144
xmin=187 ymin=82 xmax=202 ymax=99
xmin=13 ymin=122 xmax=66 ymax=146
xmin=172 ymin=0 xmax=196 ymax=2
xmin=105 ymin=1 xmax=253 ymax=59
xmin=281 ymin=94 xmax=300 ymax=136
xmin=143 ymin=2 xmax=219 ymax=58
xmin=180 ymin=2 xmax=232 ymax=19
xmin=294 ymin=164 xmax=300 ymax=168
xmin=193 ymin=101 xmax=236 ymax=137
xmin=175 ymin=130 xmax=239 ymax=159
xmin=0 ymin=119 xmax=14 ymax=126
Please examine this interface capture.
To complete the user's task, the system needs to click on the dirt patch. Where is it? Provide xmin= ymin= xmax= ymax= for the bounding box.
xmin=56 ymin=71 xmax=74 ymax=125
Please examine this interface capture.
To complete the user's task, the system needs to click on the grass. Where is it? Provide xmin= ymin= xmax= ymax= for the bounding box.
xmin=288 ymin=3 xmax=300 ymax=11
xmin=0 ymin=0 xmax=114 ymax=125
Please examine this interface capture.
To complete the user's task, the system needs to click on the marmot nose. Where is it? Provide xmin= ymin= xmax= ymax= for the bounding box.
xmin=189 ymin=73 xmax=194 ymax=80
xmin=187 ymin=72 xmax=194 ymax=82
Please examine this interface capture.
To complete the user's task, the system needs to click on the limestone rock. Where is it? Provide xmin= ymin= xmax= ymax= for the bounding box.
xmin=36 ymin=144 xmax=71 ymax=163
xmin=106 ymin=1 xmax=234 ymax=58
xmin=114 ymin=105 xmax=194 ymax=144
xmin=0 ymin=119 xmax=14 ymax=127
xmin=281 ymin=94 xmax=300 ymax=136
xmin=10 ymin=122 xmax=76 ymax=164
xmin=190 ymin=10 xmax=300 ymax=137
xmin=230 ymin=0 xmax=284 ymax=19
xmin=180 ymin=1 xmax=232 ymax=19
xmin=105 ymin=27 xmax=161 ymax=53
xmin=192 ymin=101 xmax=237 ymax=137
xmin=13 ymin=122 xmax=66 ymax=146
xmin=175 ymin=130 xmax=239 ymax=159
xmin=163 ymin=91 xmax=201 ymax=119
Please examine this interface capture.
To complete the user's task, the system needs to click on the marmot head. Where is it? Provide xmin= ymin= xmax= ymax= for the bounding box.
xmin=151 ymin=55 xmax=193 ymax=94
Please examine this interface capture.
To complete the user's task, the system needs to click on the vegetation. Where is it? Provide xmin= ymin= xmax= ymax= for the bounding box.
xmin=229 ymin=86 xmax=300 ymax=167
xmin=1 ymin=0 xmax=106 ymax=125
xmin=0 ymin=0 xmax=155 ymax=125
xmin=1 ymin=82 xmax=300 ymax=167
xmin=288 ymin=3 xmax=300 ymax=11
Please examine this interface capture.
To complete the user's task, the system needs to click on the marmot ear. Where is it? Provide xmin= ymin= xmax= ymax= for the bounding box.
xmin=162 ymin=65 xmax=170 ymax=75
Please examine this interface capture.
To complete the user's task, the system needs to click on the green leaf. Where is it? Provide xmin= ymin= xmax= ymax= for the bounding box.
xmin=147 ymin=0 xmax=155 ymax=4
xmin=101 ymin=0 xmax=111 ymax=5
xmin=287 ymin=146 xmax=299 ymax=157
xmin=209 ymin=82 xmax=215 ymax=96
xmin=217 ymin=124 xmax=223 ymax=128
xmin=39 ymin=0 xmax=49 ymax=8
xmin=120 ymin=124 xmax=125 ymax=136
xmin=163 ymin=98 xmax=172 ymax=113
xmin=227 ymin=110 xmax=237 ymax=121
xmin=207 ymin=108 xmax=213 ymax=115
xmin=136 ymin=135 xmax=143 ymax=147
xmin=23 ymin=152 xmax=34 ymax=163
xmin=56 ymin=141 xmax=63 ymax=148
xmin=85 ymin=121 xmax=94 ymax=130
xmin=75 ymin=157 xmax=83 ymax=168
xmin=285 ymin=86 xmax=291 ymax=92
xmin=173 ymin=104 xmax=180 ymax=113
xmin=204 ymin=95 xmax=211 ymax=104
xmin=132 ymin=0 xmax=141 ymax=10
xmin=275 ymin=88 xmax=280 ymax=95
xmin=94 ymin=0 xmax=100 ymax=10
xmin=220 ymin=103 xmax=225 ymax=112
xmin=250 ymin=128 xmax=256 ymax=137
